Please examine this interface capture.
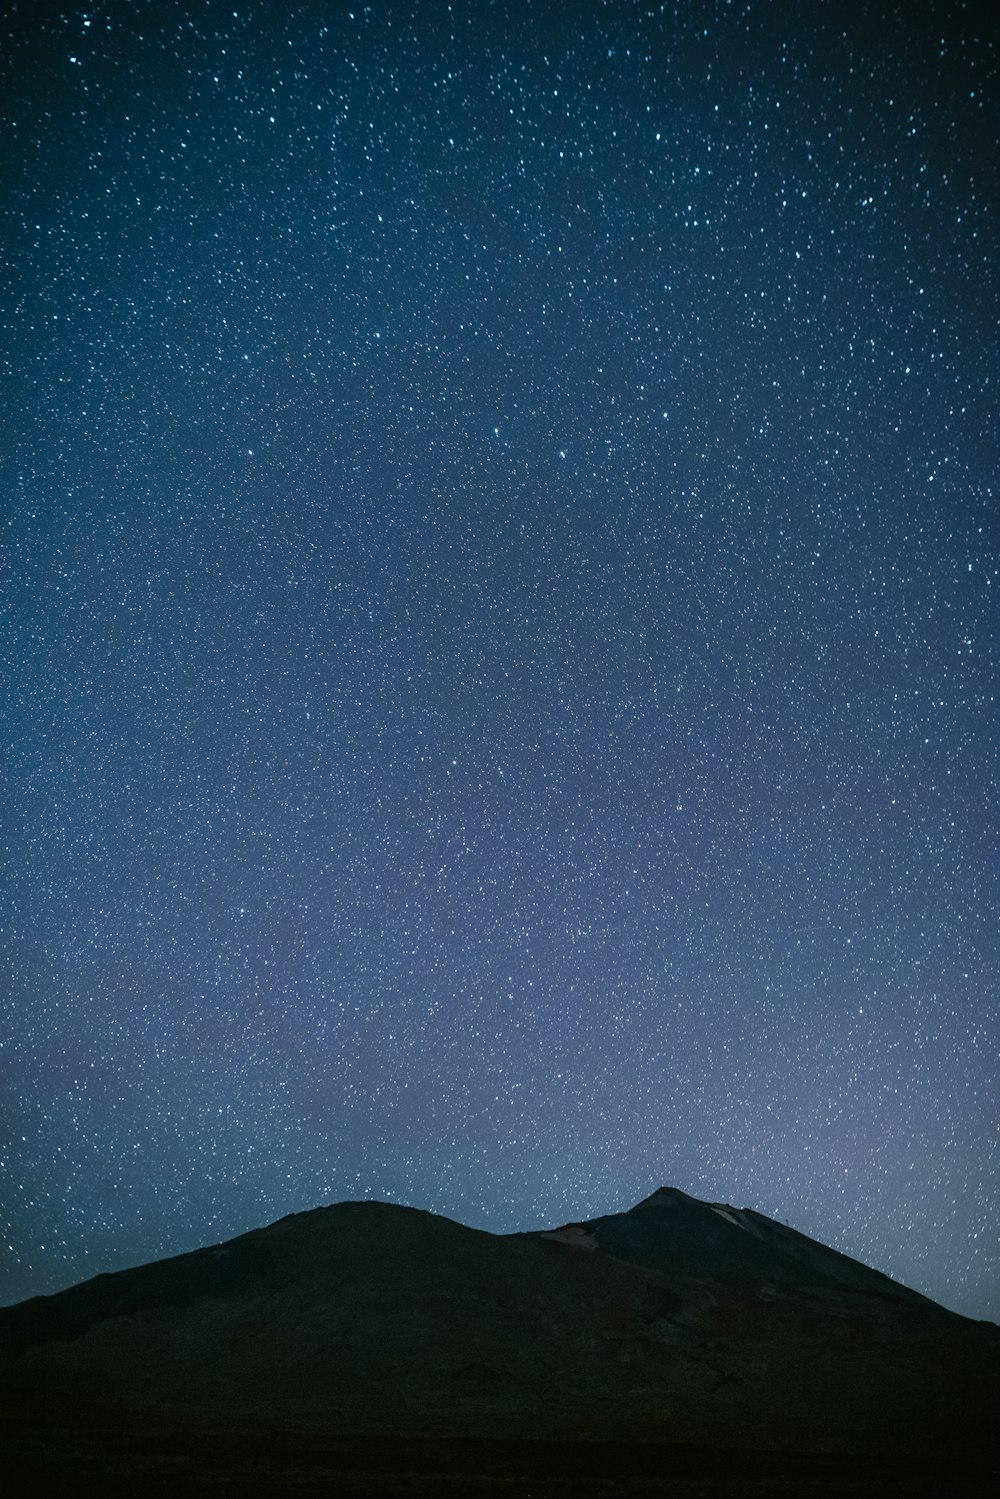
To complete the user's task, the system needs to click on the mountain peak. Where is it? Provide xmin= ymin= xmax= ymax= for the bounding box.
xmin=551 ymin=1188 xmax=961 ymax=1321
xmin=636 ymin=1185 xmax=695 ymax=1206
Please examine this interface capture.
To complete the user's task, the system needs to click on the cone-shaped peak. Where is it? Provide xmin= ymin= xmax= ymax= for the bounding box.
xmin=635 ymin=1185 xmax=696 ymax=1207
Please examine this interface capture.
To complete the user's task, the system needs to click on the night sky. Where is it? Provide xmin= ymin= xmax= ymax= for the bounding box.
xmin=2 ymin=1 xmax=997 ymax=1323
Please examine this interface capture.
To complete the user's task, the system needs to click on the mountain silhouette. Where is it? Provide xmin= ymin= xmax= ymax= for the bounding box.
xmin=2 ymin=1189 xmax=995 ymax=1495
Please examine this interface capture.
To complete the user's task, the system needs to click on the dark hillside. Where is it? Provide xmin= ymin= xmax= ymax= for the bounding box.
xmin=1 ymin=1191 xmax=996 ymax=1494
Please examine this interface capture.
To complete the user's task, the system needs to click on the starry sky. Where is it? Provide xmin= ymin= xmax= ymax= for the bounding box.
xmin=2 ymin=0 xmax=997 ymax=1322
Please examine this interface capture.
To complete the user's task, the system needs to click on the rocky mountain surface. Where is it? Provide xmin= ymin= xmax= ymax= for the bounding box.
xmin=1 ymin=1187 xmax=996 ymax=1494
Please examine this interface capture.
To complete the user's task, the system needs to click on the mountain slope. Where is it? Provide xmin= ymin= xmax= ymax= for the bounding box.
xmin=530 ymin=1186 xmax=950 ymax=1312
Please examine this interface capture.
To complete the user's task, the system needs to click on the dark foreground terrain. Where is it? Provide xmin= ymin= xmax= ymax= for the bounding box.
xmin=1 ymin=1188 xmax=996 ymax=1494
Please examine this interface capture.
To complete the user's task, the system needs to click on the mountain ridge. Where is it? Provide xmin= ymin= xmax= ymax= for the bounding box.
xmin=5 ymin=1184 xmax=980 ymax=1322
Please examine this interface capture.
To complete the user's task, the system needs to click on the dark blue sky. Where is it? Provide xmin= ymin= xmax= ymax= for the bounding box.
xmin=2 ymin=0 xmax=997 ymax=1320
